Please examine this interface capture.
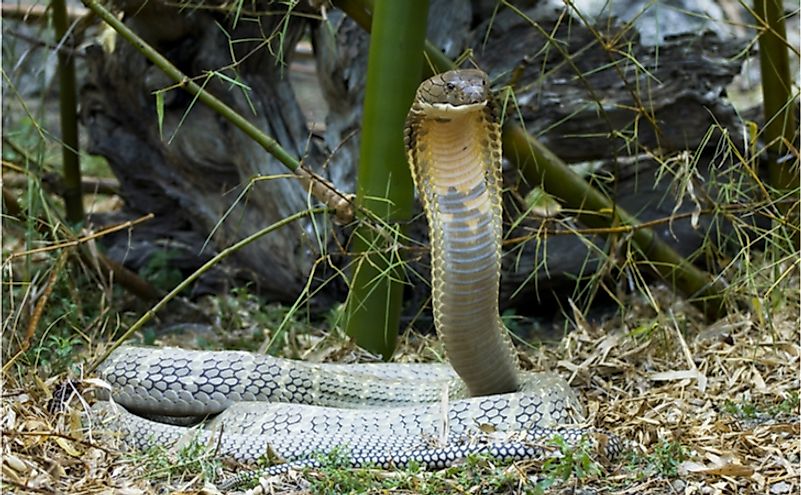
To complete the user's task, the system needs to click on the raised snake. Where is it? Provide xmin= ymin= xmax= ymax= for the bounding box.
xmin=94 ymin=69 xmax=618 ymax=488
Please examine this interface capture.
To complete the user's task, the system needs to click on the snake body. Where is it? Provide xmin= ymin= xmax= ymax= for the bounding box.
xmin=405 ymin=69 xmax=518 ymax=396
xmin=95 ymin=70 xmax=614 ymax=486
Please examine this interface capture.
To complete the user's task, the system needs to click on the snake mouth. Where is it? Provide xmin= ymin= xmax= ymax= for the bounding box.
xmin=419 ymin=101 xmax=488 ymax=119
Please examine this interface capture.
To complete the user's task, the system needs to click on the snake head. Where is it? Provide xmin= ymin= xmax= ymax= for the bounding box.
xmin=415 ymin=69 xmax=489 ymax=118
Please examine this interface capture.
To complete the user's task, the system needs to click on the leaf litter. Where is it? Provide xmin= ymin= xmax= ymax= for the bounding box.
xmin=2 ymin=282 xmax=798 ymax=494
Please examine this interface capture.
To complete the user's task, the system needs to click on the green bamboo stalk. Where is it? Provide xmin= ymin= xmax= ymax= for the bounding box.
xmin=503 ymin=126 xmax=728 ymax=320
xmin=334 ymin=0 xmax=452 ymax=76
xmin=754 ymin=0 xmax=798 ymax=190
xmin=754 ymin=0 xmax=799 ymax=249
xmin=52 ymin=0 xmax=84 ymax=223
xmin=343 ymin=0 xmax=429 ymax=358
xmin=336 ymin=0 xmax=729 ymax=320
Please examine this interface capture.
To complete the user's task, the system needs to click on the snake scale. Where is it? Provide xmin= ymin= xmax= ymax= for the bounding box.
xmin=94 ymin=69 xmax=618 ymax=488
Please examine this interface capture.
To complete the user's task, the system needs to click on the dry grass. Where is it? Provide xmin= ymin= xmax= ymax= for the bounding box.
xmin=2 ymin=278 xmax=798 ymax=494
xmin=2 ymin=2 xmax=799 ymax=493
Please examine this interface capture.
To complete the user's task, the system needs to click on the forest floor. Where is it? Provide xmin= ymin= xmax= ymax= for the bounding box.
xmin=2 ymin=277 xmax=798 ymax=494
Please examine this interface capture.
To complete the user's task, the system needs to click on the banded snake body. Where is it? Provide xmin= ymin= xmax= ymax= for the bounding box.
xmin=95 ymin=69 xmax=618 ymax=487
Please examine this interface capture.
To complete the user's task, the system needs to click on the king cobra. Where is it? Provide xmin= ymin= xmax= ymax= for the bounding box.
xmin=94 ymin=69 xmax=617 ymax=487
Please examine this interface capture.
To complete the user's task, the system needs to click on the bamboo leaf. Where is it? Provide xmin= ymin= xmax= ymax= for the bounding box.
xmin=155 ymin=91 xmax=164 ymax=139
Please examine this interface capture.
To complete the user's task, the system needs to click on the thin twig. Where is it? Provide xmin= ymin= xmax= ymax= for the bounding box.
xmin=0 ymin=478 xmax=56 ymax=494
xmin=22 ymin=250 xmax=70 ymax=352
xmin=87 ymin=207 xmax=329 ymax=373
xmin=1 ymin=2 xmax=87 ymax=21
xmin=7 ymin=214 xmax=155 ymax=260
xmin=3 ymin=204 xmax=162 ymax=301
xmin=4 ymin=170 xmax=120 ymax=195
xmin=2 ymin=28 xmax=86 ymax=57
xmin=80 ymin=0 xmax=355 ymax=224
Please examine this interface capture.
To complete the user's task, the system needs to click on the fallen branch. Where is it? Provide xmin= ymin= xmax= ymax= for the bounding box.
xmin=80 ymin=0 xmax=352 ymax=221
xmin=335 ymin=0 xmax=731 ymax=320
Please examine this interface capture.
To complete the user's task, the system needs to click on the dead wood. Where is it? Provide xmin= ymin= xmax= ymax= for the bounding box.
xmin=82 ymin=0 xmax=749 ymax=315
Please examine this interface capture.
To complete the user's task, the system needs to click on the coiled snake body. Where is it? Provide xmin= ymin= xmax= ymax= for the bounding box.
xmin=95 ymin=70 xmax=615 ymax=487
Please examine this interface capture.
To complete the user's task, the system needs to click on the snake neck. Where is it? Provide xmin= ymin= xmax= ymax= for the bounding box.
xmin=406 ymin=99 xmax=520 ymax=397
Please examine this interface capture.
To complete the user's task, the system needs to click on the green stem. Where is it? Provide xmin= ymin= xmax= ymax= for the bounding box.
xmin=88 ymin=207 xmax=329 ymax=372
xmin=334 ymin=0 xmax=453 ymax=75
xmin=754 ymin=0 xmax=799 ymax=249
xmin=52 ymin=0 xmax=84 ymax=223
xmin=337 ymin=0 xmax=730 ymax=320
xmin=755 ymin=0 xmax=798 ymax=186
xmin=344 ymin=0 xmax=429 ymax=358
xmin=503 ymin=126 xmax=728 ymax=320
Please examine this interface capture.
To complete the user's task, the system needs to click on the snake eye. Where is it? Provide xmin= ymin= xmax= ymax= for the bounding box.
xmin=446 ymin=83 xmax=456 ymax=91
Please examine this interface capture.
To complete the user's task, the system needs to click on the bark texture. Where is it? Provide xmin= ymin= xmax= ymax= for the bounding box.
xmin=82 ymin=0 xmax=749 ymax=317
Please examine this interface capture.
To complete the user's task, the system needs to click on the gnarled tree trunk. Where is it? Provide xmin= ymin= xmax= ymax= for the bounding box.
xmin=83 ymin=0 xmax=749 ymax=318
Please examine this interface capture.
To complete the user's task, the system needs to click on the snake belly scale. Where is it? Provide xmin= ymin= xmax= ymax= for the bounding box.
xmin=94 ymin=69 xmax=614 ymax=487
